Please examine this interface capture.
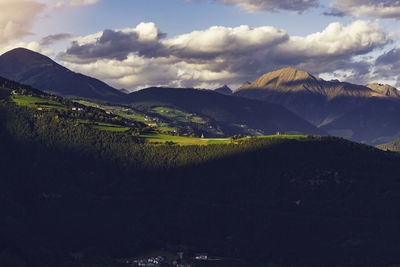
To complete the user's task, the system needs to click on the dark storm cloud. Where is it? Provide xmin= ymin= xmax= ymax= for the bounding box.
xmin=58 ymin=25 xmax=167 ymax=63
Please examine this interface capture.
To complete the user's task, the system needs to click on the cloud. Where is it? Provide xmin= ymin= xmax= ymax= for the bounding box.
xmin=58 ymin=22 xmax=167 ymax=63
xmin=188 ymin=0 xmax=319 ymax=13
xmin=40 ymin=33 xmax=73 ymax=46
xmin=0 ymin=0 xmax=45 ymax=44
xmin=54 ymin=1 xmax=65 ymax=8
xmin=163 ymin=25 xmax=288 ymax=59
xmin=221 ymin=0 xmax=319 ymax=13
xmin=58 ymin=20 xmax=392 ymax=90
xmin=0 ymin=41 xmax=53 ymax=56
xmin=272 ymin=20 xmax=391 ymax=73
xmin=375 ymin=48 xmax=400 ymax=86
xmin=69 ymin=0 xmax=100 ymax=7
xmin=326 ymin=0 xmax=400 ymax=19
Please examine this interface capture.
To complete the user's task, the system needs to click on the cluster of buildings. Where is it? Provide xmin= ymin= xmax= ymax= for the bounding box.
xmin=131 ymin=256 xmax=165 ymax=266
xmin=127 ymin=252 xmax=209 ymax=267
xmin=71 ymin=107 xmax=85 ymax=112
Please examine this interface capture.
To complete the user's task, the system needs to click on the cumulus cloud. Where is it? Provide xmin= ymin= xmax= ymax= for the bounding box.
xmin=58 ymin=20 xmax=392 ymax=90
xmin=272 ymin=21 xmax=390 ymax=73
xmin=0 ymin=41 xmax=53 ymax=56
xmin=163 ymin=25 xmax=288 ymax=59
xmin=326 ymin=0 xmax=400 ymax=19
xmin=40 ymin=33 xmax=73 ymax=46
xmin=58 ymin=23 xmax=166 ymax=63
xmin=0 ymin=0 xmax=45 ymax=44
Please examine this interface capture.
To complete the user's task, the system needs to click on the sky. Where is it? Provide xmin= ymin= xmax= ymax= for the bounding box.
xmin=2 ymin=0 xmax=400 ymax=91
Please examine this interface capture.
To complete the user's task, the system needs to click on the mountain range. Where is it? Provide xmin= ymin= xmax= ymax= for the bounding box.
xmin=0 ymin=48 xmax=323 ymax=137
xmin=235 ymin=67 xmax=400 ymax=145
xmin=125 ymin=86 xmax=322 ymax=136
xmin=1 ymin=48 xmax=400 ymax=144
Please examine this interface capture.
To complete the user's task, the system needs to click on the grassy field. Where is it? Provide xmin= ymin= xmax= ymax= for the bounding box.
xmin=140 ymin=133 xmax=230 ymax=145
xmin=75 ymin=100 xmax=155 ymax=124
xmin=151 ymin=106 xmax=207 ymax=124
xmin=75 ymin=100 xmax=201 ymax=134
xmin=140 ymin=133 xmax=306 ymax=145
xmin=11 ymin=94 xmax=66 ymax=110
xmin=78 ymin=120 xmax=130 ymax=132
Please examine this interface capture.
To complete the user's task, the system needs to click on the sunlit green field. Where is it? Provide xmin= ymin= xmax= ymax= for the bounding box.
xmin=140 ymin=133 xmax=306 ymax=145
xmin=78 ymin=120 xmax=130 ymax=132
xmin=151 ymin=106 xmax=207 ymax=124
xmin=75 ymin=100 xmax=152 ymax=123
xmin=11 ymin=94 xmax=66 ymax=109
xmin=140 ymin=133 xmax=230 ymax=145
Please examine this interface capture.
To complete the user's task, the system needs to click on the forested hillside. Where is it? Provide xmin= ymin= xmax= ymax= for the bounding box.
xmin=2 ymin=78 xmax=400 ymax=267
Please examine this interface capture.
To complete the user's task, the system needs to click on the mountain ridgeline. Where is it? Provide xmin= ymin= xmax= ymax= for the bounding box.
xmin=0 ymin=48 xmax=124 ymax=100
xmin=3 ymin=77 xmax=400 ymax=266
xmin=2 ymin=48 xmax=400 ymax=145
xmin=125 ymin=86 xmax=324 ymax=136
xmin=3 ymin=48 xmax=400 ymax=144
xmin=235 ymin=67 xmax=400 ymax=145
xmin=0 ymin=48 xmax=324 ymax=137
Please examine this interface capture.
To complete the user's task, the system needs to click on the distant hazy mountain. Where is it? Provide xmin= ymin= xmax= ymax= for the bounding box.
xmin=214 ymin=85 xmax=232 ymax=95
xmin=0 ymin=48 xmax=124 ymax=100
xmin=127 ymin=87 xmax=324 ymax=136
xmin=119 ymin=88 xmax=130 ymax=94
xmin=235 ymin=67 xmax=400 ymax=145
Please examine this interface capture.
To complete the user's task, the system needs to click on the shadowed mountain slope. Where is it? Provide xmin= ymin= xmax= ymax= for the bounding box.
xmin=127 ymin=87 xmax=324 ymax=136
xmin=2 ymin=84 xmax=400 ymax=266
xmin=214 ymin=85 xmax=233 ymax=95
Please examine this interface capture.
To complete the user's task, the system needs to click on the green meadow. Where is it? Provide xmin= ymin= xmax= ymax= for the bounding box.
xmin=11 ymin=94 xmax=67 ymax=110
xmin=78 ymin=120 xmax=130 ymax=132
xmin=139 ymin=133 xmax=230 ymax=145
xmin=139 ymin=133 xmax=306 ymax=145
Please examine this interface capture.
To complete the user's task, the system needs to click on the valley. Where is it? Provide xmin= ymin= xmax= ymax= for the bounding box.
xmin=2 ymin=48 xmax=400 ymax=267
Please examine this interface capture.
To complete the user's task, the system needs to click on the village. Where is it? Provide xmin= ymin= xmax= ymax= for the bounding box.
xmin=125 ymin=252 xmax=212 ymax=267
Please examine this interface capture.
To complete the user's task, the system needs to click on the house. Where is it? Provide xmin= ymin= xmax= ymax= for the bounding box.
xmin=72 ymin=107 xmax=85 ymax=112
xmin=195 ymin=254 xmax=208 ymax=260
